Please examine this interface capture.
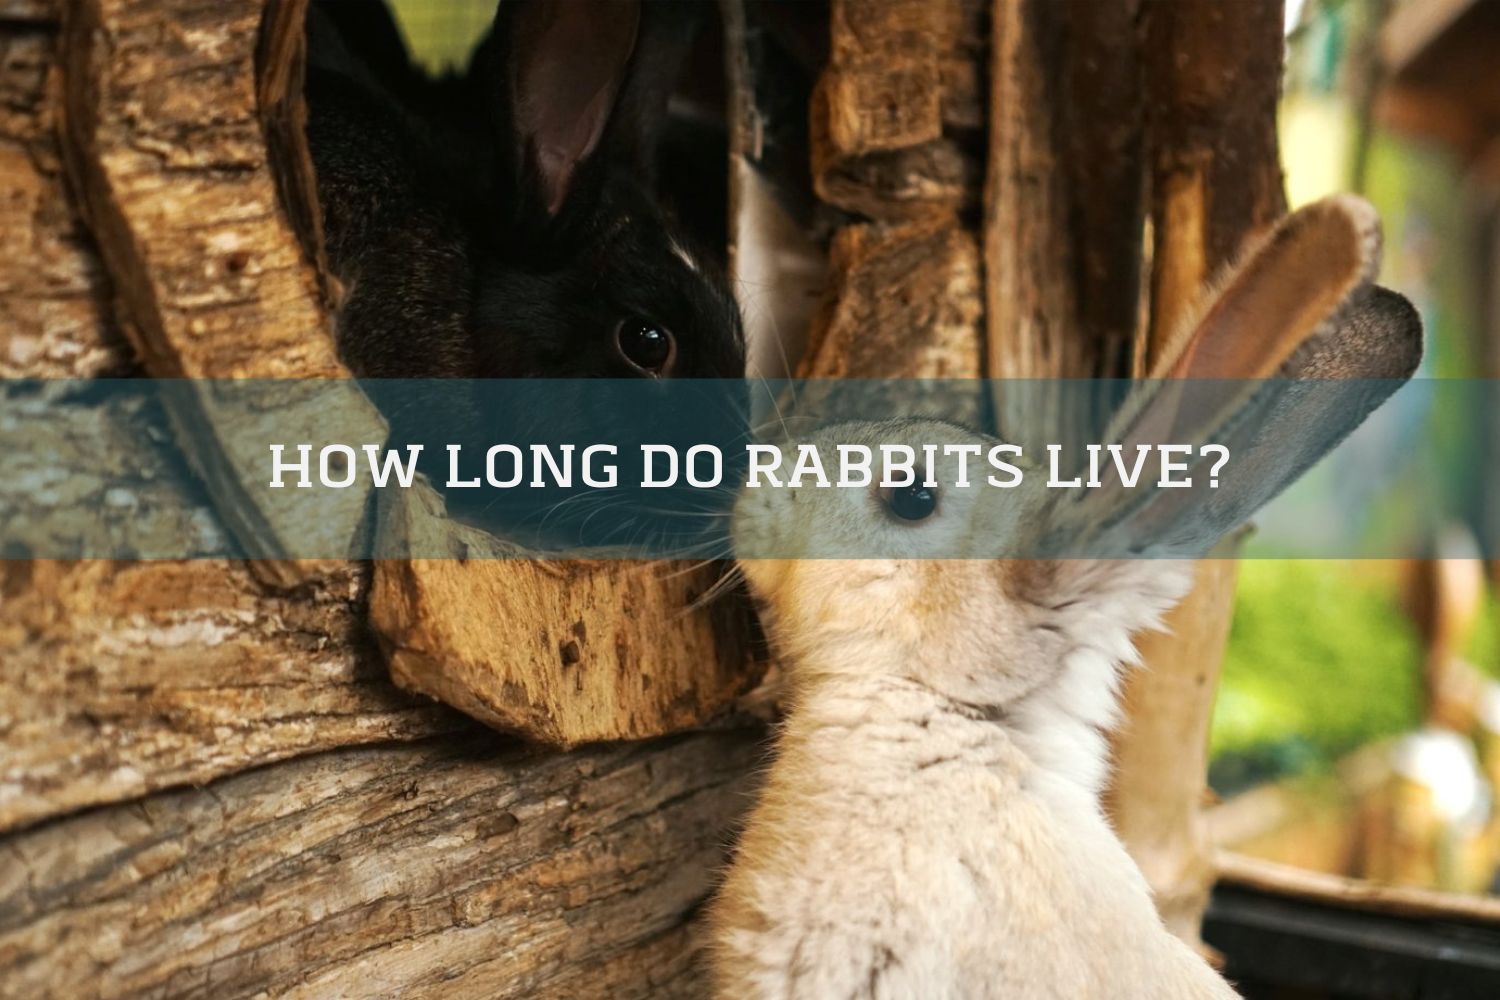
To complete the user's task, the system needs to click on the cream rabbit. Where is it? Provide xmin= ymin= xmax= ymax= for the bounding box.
xmin=710 ymin=196 xmax=1423 ymax=1000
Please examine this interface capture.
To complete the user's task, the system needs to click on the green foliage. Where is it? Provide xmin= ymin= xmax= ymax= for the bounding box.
xmin=1468 ymin=587 xmax=1500 ymax=677
xmin=1209 ymin=561 xmax=1423 ymax=793
xmin=388 ymin=0 xmax=493 ymax=72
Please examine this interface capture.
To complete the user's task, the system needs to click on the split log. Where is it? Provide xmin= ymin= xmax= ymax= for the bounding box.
xmin=2 ymin=0 xmax=755 ymax=826
xmin=58 ymin=0 xmax=341 ymax=382
xmin=0 ymin=9 xmax=446 ymax=835
xmin=801 ymin=214 xmax=982 ymax=381
xmin=0 ymin=729 xmax=764 ymax=999
xmin=58 ymin=0 xmax=382 ymax=581
xmin=372 ymin=485 xmax=756 ymax=748
xmin=983 ymin=0 xmax=1145 ymax=449
xmin=810 ymin=0 xmax=980 ymax=221
xmin=49 ymin=0 xmax=755 ymax=747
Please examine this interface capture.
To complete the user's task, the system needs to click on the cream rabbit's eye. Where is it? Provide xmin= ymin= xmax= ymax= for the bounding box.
xmin=881 ymin=483 xmax=938 ymax=522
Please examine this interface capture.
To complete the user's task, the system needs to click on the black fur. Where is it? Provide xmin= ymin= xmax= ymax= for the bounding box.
xmin=305 ymin=0 xmax=743 ymax=382
xmin=304 ymin=0 xmax=746 ymax=544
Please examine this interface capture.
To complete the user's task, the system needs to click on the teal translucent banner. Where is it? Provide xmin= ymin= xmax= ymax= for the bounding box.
xmin=0 ymin=379 xmax=1489 ymax=560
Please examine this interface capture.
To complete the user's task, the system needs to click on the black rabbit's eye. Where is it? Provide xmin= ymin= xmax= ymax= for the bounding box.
xmin=616 ymin=318 xmax=675 ymax=375
xmin=881 ymin=483 xmax=938 ymax=522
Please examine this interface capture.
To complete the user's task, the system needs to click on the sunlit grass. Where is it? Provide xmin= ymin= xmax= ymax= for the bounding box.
xmin=1209 ymin=561 xmax=1425 ymax=793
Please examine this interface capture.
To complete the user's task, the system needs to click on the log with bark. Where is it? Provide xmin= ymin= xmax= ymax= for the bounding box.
xmin=804 ymin=0 xmax=988 ymax=388
xmin=1 ymin=1 xmax=770 ymax=994
xmin=51 ymin=0 xmax=756 ymax=748
xmin=0 ymin=9 xmax=451 ymax=840
xmin=0 ymin=728 xmax=763 ymax=999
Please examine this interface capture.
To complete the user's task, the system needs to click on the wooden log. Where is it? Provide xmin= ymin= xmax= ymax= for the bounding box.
xmin=1216 ymin=850 xmax=1500 ymax=924
xmin=0 ymin=4 xmax=766 ymax=994
xmin=984 ymin=0 xmax=1080 ymax=385
xmin=58 ymin=0 xmax=384 ymax=582
xmin=57 ymin=0 xmax=341 ymax=382
xmin=983 ymin=0 xmax=1145 ymax=450
xmin=810 ymin=0 xmax=982 ymax=222
xmin=0 ymin=17 xmax=124 ymax=379
xmin=1139 ymin=1 xmax=1287 ymax=361
xmin=0 ymin=552 xmax=458 ymax=833
xmin=0 ymin=729 xmax=764 ymax=999
xmin=1105 ymin=0 xmax=1288 ymax=946
xmin=371 ymin=484 xmax=757 ymax=748
xmin=801 ymin=214 xmax=982 ymax=381
xmin=0 ymin=359 xmax=748 ymax=825
xmin=811 ymin=0 xmax=945 ymax=217
xmin=0 ymin=11 xmax=453 ymax=833
xmin=803 ymin=0 xmax=988 ymax=390
xmin=257 ymin=0 xmax=330 ymax=294
xmin=46 ymin=0 xmax=756 ymax=747
xmin=1109 ymin=554 xmax=1242 ymax=943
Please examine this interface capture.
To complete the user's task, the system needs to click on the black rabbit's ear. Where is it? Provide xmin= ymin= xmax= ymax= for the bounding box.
xmin=497 ymin=0 xmax=642 ymax=217
xmin=1066 ymin=195 xmax=1423 ymax=555
xmin=602 ymin=2 xmax=704 ymax=186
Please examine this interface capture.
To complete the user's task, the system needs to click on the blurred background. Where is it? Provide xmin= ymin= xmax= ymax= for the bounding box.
xmin=1212 ymin=0 xmax=1500 ymax=899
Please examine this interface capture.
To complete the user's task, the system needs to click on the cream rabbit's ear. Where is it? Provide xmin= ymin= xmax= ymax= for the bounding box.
xmin=1152 ymin=194 xmax=1384 ymax=382
xmin=1063 ymin=194 xmax=1423 ymax=556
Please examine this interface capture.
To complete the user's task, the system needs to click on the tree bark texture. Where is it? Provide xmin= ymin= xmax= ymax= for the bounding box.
xmin=59 ymin=0 xmax=380 ymax=582
xmin=984 ymin=0 xmax=1144 ymax=387
xmin=0 ymin=7 xmax=123 ymax=380
xmin=2 ymin=2 xmax=766 ymax=994
xmin=982 ymin=0 xmax=1147 ymax=461
xmin=372 ymin=485 xmax=756 ymax=749
xmin=803 ymin=0 xmax=988 ymax=390
xmin=50 ymin=0 xmax=755 ymax=748
xmin=0 ymin=729 xmax=763 ymax=999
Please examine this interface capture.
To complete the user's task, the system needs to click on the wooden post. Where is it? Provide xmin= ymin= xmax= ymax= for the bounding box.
xmin=1105 ymin=0 xmax=1289 ymax=945
xmin=985 ymin=0 xmax=1144 ymax=383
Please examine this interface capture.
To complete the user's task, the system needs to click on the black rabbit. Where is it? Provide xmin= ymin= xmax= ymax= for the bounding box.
xmin=305 ymin=0 xmax=746 ymax=547
xmin=307 ymin=0 xmax=743 ymax=380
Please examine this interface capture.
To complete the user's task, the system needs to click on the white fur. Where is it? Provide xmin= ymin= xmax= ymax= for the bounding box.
xmin=712 ymin=196 xmax=1415 ymax=998
xmin=670 ymin=236 xmax=701 ymax=275
xmin=710 ymin=422 xmax=1235 ymax=999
